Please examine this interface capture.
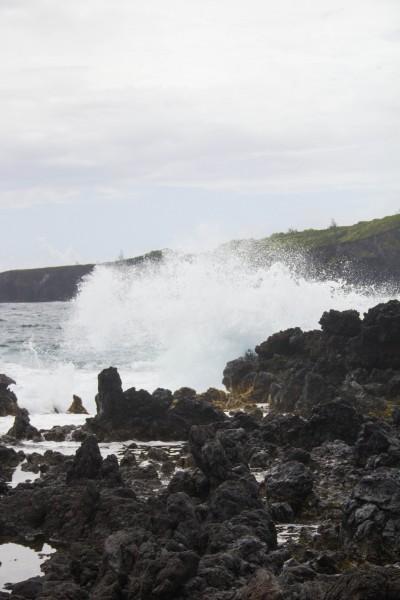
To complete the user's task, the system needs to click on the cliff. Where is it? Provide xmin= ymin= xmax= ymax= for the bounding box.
xmin=0 ymin=250 xmax=163 ymax=303
xmin=0 ymin=264 xmax=95 ymax=303
xmin=227 ymin=213 xmax=400 ymax=288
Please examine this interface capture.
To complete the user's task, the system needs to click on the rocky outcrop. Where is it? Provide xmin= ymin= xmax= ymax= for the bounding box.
xmin=67 ymin=394 xmax=88 ymax=414
xmin=343 ymin=469 xmax=400 ymax=563
xmin=0 ymin=374 xmax=19 ymax=416
xmin=223 ymin=300 xmax=400 ymax=422
xmin=86 ymin=367 xmax=226 ymax=441
xmin=265 ymin=461 xmax=314 ymax=514
xmin=6 ymin=408 xmax=41 ymax=441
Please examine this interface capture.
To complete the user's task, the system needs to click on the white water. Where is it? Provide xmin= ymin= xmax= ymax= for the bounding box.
xmin=0 ymin=249 xmax=397 ymax=415
xmin=0 ymin=542 xmax=55 ymax=591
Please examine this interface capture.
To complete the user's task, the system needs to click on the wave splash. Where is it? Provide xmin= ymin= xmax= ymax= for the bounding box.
xmin=62 ymin=249 xmax=395 ymax=394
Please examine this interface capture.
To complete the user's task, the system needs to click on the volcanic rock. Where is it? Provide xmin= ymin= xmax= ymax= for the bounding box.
xmin=343 ymin=468 xmax=400 ymax=563
xmin=87 ymin=367 xmax=226 ymax=441
xmin=265 ymin=461 xmax=313 ymax=513
xmin=0 ymin=374 xmax=19 ymax=416
xmin=6 ymin=408 xmax=41 ymax=441
xmin=68 ymin=395 xmax=88 ymax=414
xmin=66 ymin=436 xmax=103 ymax=483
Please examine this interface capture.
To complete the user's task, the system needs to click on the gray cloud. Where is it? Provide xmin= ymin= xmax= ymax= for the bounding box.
xmin=0 ymin=0 xmax=399 ymax=203
xmin=0 ymin=0 xmax=399 ymax=266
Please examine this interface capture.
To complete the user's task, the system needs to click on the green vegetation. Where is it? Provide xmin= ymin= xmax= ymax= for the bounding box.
xmin=257 ymin=213 xmax=400 ymax=250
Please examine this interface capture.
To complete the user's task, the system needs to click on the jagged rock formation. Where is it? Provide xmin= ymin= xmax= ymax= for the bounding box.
xmin=223 ymin=300 xmax=400 ymax=422
xmin=6 ymin=408 xmax=41 ymax=441
xmin=67 ymin=394 xmax=88 ymax=414
xmin=86 ymin=367 xmax=226 ymax=441
xmin=0 ymin=374 xmax=19 ymax=416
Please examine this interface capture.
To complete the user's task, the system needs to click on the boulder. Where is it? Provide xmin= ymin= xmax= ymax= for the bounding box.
xmin=68 ymin=395 xmax=89 ymax=415
xmin=210 ymin=476 xmax=263 ymax=521
xmin=66 ymin=436 xmax=103 ymax=483
xmin=0 ymin=374 xmax=19 ymax=416
xmin=319 ymin=309 xmax=361 ymax=337
xmin=309 ymin=399 xmax=363 ymax=446
xmin=223 ymin=355 xmax=258 ymax=394
xmin=189 ymin=425 xmax=232 ymax=484
xmin=343 ymin=469 xmax=400 ymax=563
xmin=6 ymin=408 xmax=41 ymax=441
xmin=256 ymin=328 xmax=304 ymax=359
xmin=324 ymin=567 xmax=400 ymax=600
xmin=265 ymin=461 xmax=313 ymax=513
xmin=354 ymin=421 xmax=400 ymax=467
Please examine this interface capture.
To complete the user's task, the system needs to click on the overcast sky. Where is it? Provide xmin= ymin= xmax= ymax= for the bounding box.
xmin=0 ymin=0 xmax=399 ymax=270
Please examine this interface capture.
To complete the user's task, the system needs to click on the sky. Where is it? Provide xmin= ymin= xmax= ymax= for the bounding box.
xmin=0 ymin=0 xmax=399 ymax=270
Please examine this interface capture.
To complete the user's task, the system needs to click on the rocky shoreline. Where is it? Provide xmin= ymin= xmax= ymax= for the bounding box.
xmin=0 ymin=300 xmax=400 ymax=598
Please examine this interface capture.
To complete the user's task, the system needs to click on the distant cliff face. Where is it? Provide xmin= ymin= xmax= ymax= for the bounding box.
xmin=0 ymin=264 xmax=95 ymax=302
xmin=0 ymin=250 xmax=164 ymax=303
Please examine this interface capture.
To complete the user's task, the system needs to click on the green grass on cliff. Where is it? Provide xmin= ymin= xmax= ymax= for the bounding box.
xmin=259 ymin=213 xmax=400 ymax=250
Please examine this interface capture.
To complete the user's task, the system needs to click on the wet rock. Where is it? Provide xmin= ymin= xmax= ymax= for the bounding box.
xmin=354 ymin=421 xmax=400 ymax=467
xmin=101 ymin=454 xmax=123 ymax=486
xmin=119 ymin=450 xmax=137 ymax=468
xmin=392 ymin=405 xmax=400 ymax=427
xmin=210 ymin=476 xmax=262 ymax=521
xmin=249 ymin=449 xmax=271 ymax=469
xmin=87 ymin=368 xmax=225 ymax=441
xmin=256 ymin=328 xmax=304 ymax=359
xmin=269 ymin=502 xmax=295 ymax=523
xmin=319 ymin=309 xmax=362 ymax=337
xmin=0 ymin=445 xmax=22 ymax=469
xmin=197 ymin=387 xmax=229 ymax=409
xmin=9 ymin=575 xmax=43 ymax=598
xmin=42 ymin=424 xmax=76 ymax=442
xmin=308 ymin=399 xmax=363 ymax=446
xmin=261 ymin=414 xmax=311 ymax=449
xmin=343 ymin=468 xmax=400 ymax=563
xmin=167 ymin=469 xmax=209 ymax=500
xmin=66 ymin=436 xmax=103 ymax=483
xmin=223 ymin=355 xmax=258 ymax=394
xmin=0 ymin=374 xmax=19 ymax=416
xmin=189 ymin=425 xmax=232 ymax=484
xmin=324 ymin=566 xmax=400 ymax=600
xmin=265 ymin=461 xmax=313 ymax=513
xmin=282 ymin=448 xmax=311 ymax=465
xmin=297 ymin=371 xmax=334 ymax=416
xmin=68 ymin=395 xmax=89 ymax=415
xmin=6 ymin=409 xmax=41 ymax=441
xmin=147 ymin=447 xmax=169 ymax=462
xmin=71 ymin=428 xmax=88 ymax=442
xmin=173 ymin=387 xmax=197 ymax=401
xmin=160 ymin=461 xmax=175 ymax=476
xmin=130 ymin=463 xmax=160 ymax=481
xmin=223 ymin=300 xmax=400 ymax=424
xmin=235 ymin=568 xmax=283 ymax=600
